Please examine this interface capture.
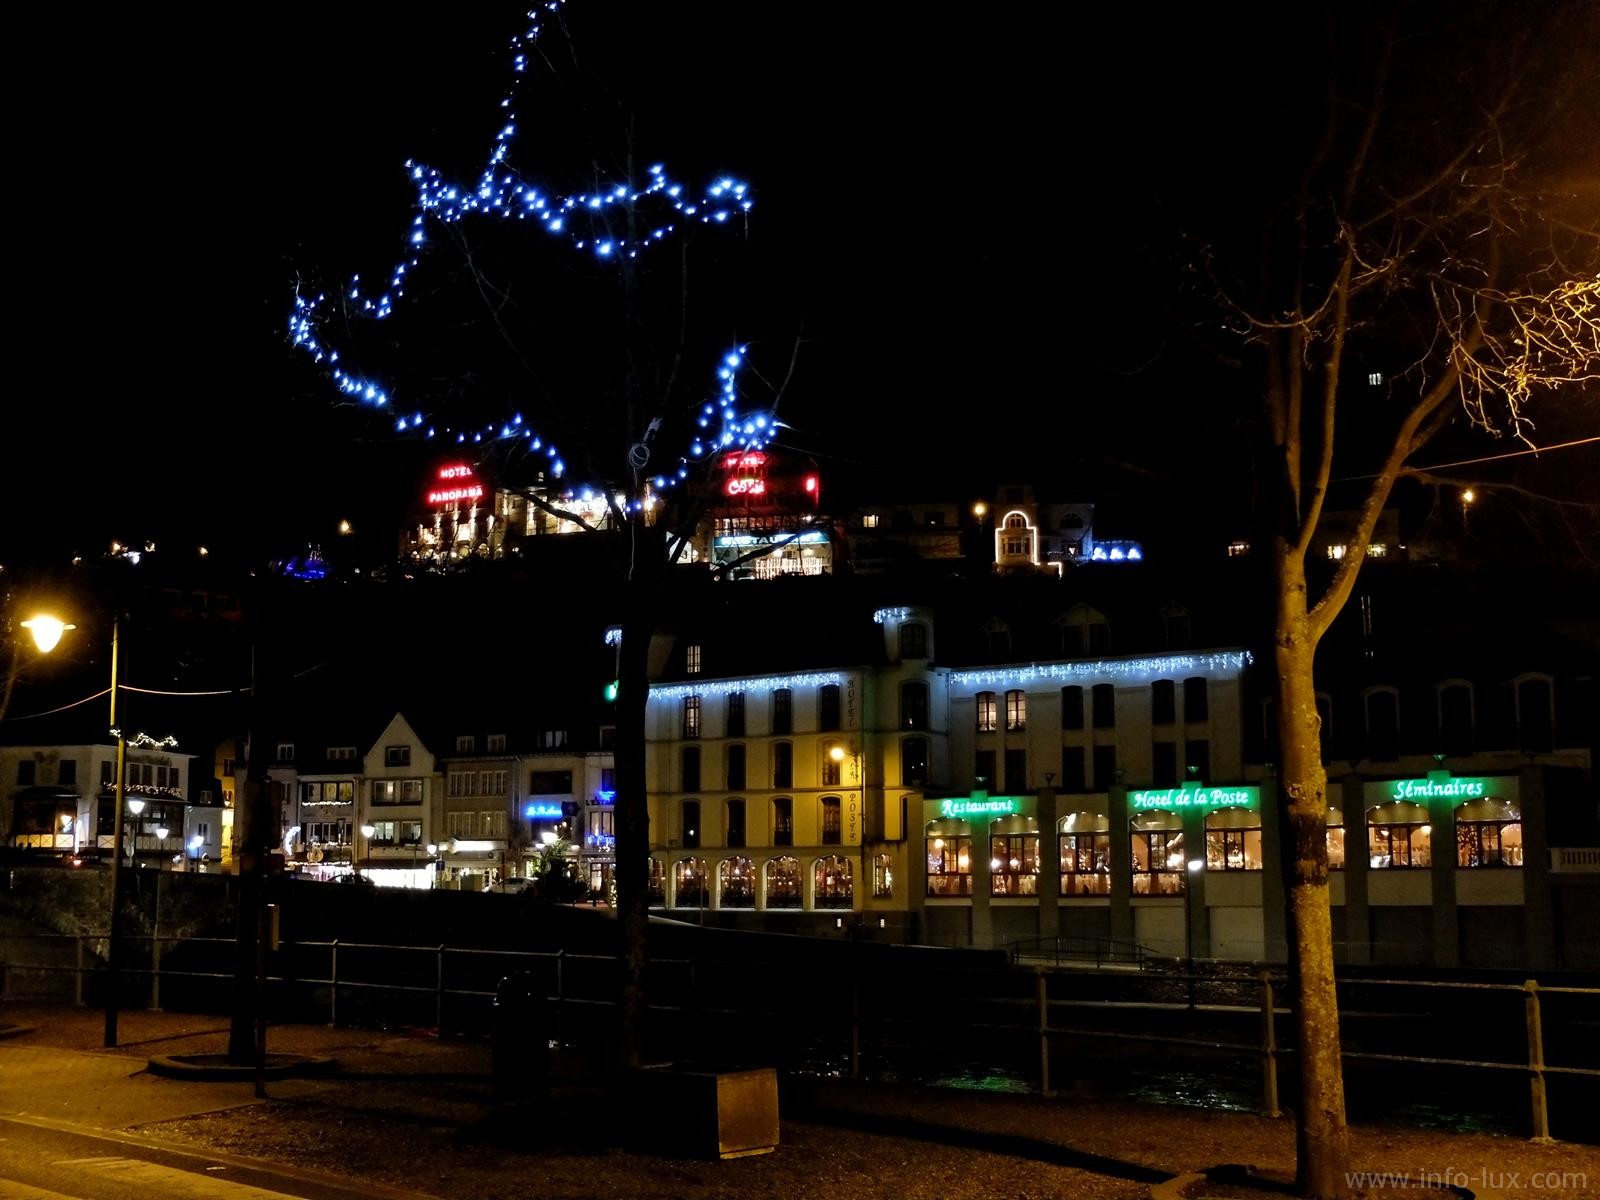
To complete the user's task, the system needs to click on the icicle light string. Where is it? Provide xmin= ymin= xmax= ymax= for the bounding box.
xmin=287 ymin=1 xmax=772 ymax=506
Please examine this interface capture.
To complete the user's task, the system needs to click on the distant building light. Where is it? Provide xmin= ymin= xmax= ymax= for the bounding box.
xmin=1367 ymin=372 xmax=1383 ymax=386
xmin=1327 ymin=544 xmax=1347 ymax=560
xmin=1227 ymin=541 xmax=1250 ymax=558
xmin=1366 ymin=544 xmax=1388 ymax=558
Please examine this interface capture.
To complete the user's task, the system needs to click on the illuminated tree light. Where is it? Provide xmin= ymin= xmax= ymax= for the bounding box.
xmin=287 ymin=0 xmax=776 ymax=491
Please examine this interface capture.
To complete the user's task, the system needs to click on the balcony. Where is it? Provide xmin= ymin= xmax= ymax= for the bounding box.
xmin=1550 ymin=847 xmax=1600 ymax=873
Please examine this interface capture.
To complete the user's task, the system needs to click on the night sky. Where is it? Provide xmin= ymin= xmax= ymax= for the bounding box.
xmin=7 ymin=3 xmax=1594 ymax=564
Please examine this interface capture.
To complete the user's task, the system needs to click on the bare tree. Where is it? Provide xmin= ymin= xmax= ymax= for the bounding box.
xmin=1185 ymin=6 xmax=1597 ymax=1195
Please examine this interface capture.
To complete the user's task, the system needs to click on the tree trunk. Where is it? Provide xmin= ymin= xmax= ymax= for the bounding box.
xmin=1273 ymin=549 xmax=1350 ymax=1199
xmin=612 ymin=521 xmax=661 ymax=1070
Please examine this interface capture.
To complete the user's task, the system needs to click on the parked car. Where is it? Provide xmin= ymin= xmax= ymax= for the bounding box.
xmin=490 ymin=877 xmax=534 ymax=895
xmin=336 ymin=872 xmax=377 ymax=886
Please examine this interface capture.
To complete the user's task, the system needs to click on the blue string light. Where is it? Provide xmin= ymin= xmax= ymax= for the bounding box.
xmin=287 ymin=1 xmax=776 ymax=494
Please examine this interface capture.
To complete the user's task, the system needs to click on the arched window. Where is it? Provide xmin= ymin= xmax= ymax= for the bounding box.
xmin=772 ymin=741 xmax=793 ymax=789
xmin=820 ymin=796 xmax=842 ymax=845
xmin=647 ymin=858 xmax=664 ymax=906
xmin=681 ymin=747 xmax=700 ymax=792
xmin=981 ymin=618 xmax=1011 ymax=658
xmin=1005 ymin=689 xmax=1027 ymax=731
xmin=683 ymin=695 xmax=701 ymax=739
xmin=765 ymin=856 xmax=801 ymax=908
xmin=725 ymin=692 xmax=746 ymax=738
xmin=1364 ymin=687 xmax=1400 ymax=761
xmin=725 ymin=744 xmax=746 ymax=791
xmin=976 ymin=691 xmax=997 ymax=733
xmin=818 ymin=684 xmax=842 ymax=732
xmin=682 ymin=800 xmax=701 ymax=849
xmin=901 ymin=681 xmax=929 ymax=730
xmin=1326 ymin=808 xmax=1346 ymax=869
xmin=772 ymin=797 xmax=794 ymax=846
xmin=821 ymin=743 xmax=843 ymax=787
xmin=1005 ymin=513 xmax=1026 ymax=529
xmin=725 ymin=799 xmax=746 ymax=848
xmin=926 ymin=820 xmax=972 ymax=896
xmin=1515 ymin=675 xmax=1554 ymax=754
xmin=813 ymin=856 xmax=853 ymax=909
xmin=1437 ymin=681 xmax=1474 ymax=757
xmin=673 ymin=857 xmax=708 ymax=907
xmin=1151 ymin=679 xmax=1176 ymax=726
xmin=1059 ymin=812 xmax=1111 ymax=895
xmin=1366 ymin=801 xmax=1430 ymax=868
xmin=1455 ymin=799 xmax=1523 ymax=867
xmin=902 ymin=737 xmax=929 ymax=786
xmin=1204 ymin=806 xmax=1262 ymax=871
xmin=1060 ymin=686 xmax=1085 ymax=731
xmin=719 ymin=856 xmax=755 ymax=906
xmin=872 ymin=853 xmax=894 ymax=898
xmin=990 ymin=815 xmax=1040 ymax=896
xmin=1130 ymin=809 xmax=1186 ymax=895
xmin=899 ymin=622 xmax=928 ymax=660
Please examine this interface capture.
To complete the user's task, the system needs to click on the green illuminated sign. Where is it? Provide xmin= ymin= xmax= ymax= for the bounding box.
xmin=1387 ymin=776 xmax=1486 ymax=801
xmin=1129 ymin=785 xmax=1260 ymax=811
xmin=939 ymin=797 xmax=1020 ymax=819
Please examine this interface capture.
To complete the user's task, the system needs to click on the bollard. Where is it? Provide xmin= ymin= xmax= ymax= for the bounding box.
xmin=849 ymin=977 xmax=861 ymax=1079
xmin=1259 ymin=971 xmax=1281 ymax=1118
xmin=436 ymin=945 xmax=446 ymax=1033
xmin=1037 ymin=970 xmax=1054 ymax=1096
xmin=1523 ymin=979 xmax=1552 ymax=1143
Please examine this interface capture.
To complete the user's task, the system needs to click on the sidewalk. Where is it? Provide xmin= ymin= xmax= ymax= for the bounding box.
xmin=3 ymin=1004 xmax=1596 ymax=1200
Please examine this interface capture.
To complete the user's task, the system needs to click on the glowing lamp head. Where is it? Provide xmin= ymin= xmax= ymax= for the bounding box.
xmin=126 ymin=798 xmax=146 ymax=816
xmin=154 ymin=826 xmax=170 ymax=841
xmin=360 ymin=824 xmax=377 ymax=838
xmin=1187 ymin=859 xmax=1205 ymax=873
xmin=22 ymin=615 xmax=75 ymax=654
xmin=1461 ymin=488 xmax=1476 ymax=506
xmin=829 ymin=745 xmax=846 ymax=763
xmin=972 ymin=502 xmax=988 ymax=519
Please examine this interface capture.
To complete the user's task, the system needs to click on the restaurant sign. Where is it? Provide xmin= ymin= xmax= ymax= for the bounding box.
xmin=938 ymin=796 xmax=1020 ymax=819
xmin=1128 ymin=785 xmax=1260 ymax=811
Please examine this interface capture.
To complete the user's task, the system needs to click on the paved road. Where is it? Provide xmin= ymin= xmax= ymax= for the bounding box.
xmin=0 ymin=1116 xmax=432 ymax=1200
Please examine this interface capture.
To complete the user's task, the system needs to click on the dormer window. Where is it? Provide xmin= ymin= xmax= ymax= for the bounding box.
xmin=276 ymin=743 xmax=295 ymax=762
xmin=486 ymin=734 xmax=506 ymax=753
xmin=685 ymin=643 xmax=702 ymax=675
xmin=455 ymin=735 xmax=476 ymax=754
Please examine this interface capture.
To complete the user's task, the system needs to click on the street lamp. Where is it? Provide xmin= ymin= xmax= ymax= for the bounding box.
xmin=1185 ymin=858 xmax=1205 ymax=1010
xmin=25 ymin=610 xmax=131 ymax=1047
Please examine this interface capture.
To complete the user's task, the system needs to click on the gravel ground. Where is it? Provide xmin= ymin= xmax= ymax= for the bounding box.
xmin=6 ymin=1005 xmax=1597 ymax=1200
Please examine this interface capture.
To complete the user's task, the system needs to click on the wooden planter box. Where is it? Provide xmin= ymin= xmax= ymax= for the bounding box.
xmin=628 ymin=1065 xmax=780 ymax=1159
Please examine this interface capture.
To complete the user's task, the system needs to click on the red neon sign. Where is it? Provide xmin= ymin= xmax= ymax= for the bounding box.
xmin=428 ymin=464 xmax=484 ymax=505
xmin=723 ymin=451 xmax=767 ymax=471
xmin=725 ymin=478 xmax=767 ymax=497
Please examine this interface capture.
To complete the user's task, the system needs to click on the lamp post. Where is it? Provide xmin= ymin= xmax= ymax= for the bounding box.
xmin=1184 ymin=857 xmax=1204 ymax=1010
xmin=23 ymin=612 xmax=131 ymax=1047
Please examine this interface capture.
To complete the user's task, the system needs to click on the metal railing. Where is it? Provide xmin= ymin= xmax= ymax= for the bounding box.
xmin=3 ymin=932 xmax=1595 ymax=1141
xmin=1005 ymin=935 xmax=1152 ymax=969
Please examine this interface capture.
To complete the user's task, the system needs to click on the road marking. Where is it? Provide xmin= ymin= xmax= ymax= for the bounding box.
xmin=49 ymin=1155 xmax=301 ymax=1198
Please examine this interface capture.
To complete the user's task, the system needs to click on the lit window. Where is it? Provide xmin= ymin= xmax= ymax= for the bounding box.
xmin=1366 ymin=802 xmax=1431 ymax=868
xmin=1327 ymin=544 xmax=1347 ymax=560
xmin=685 ymin=643 xmax=702 ymax=675
xmin=1131 ymin=810 xmax=1186 ymax=894
xmin=1368 ymin=371 xmax=1383 ymax=386
xmin=976 ymin=691 xmax=997 ymax=733
xmin=772 ymin=797 xmax=793 ymax=847
xmin=873 ymin=853 xmax=894 ymax=899
xmin=1226 ymin=541 xmax=1250 ymax=557
xmin=813 ymin=856 xmax=853 ymax=909
xmin=719 ymin=857 xmax=754 ymax=907
xmin=926 ymin=822 xmax=972 ymax=896
xmin=1005 ymin=689 xmax=1027 ymax=731
xmin=1059 ymin=812 xmax=1111 ymax=895
xmin=1366 ymin=544 xmax=1388 ymax=558
xmin=673 ymin=857 xmax=707 ymax=907
xmin=486 ymin=734 xmax=506 ymax=752
xmin=1205 ymin=807 xmax=1262 ymax=871
xmin=991 ymin=824 xmax=1040 ymax=896
xmin=1455 ymin=799 xmax=1523 ymax=867
xmin=862 ymin=513 xmax=880 ymax=529
xmin=1326 ymin=808 xmax=1345 ymax=869
xmin=821 ymin=796 xmax=842 ymax=845
xmin=276 ymin=743 xmax=295 ymax=762
xmin=765 ymin=856 xmax=801 ymax=907
xmin=683 ymin=696 xmax=701 ymax=739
